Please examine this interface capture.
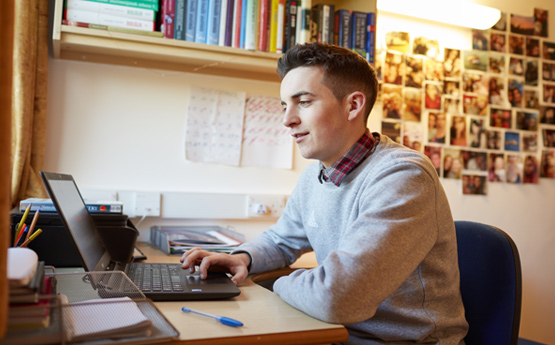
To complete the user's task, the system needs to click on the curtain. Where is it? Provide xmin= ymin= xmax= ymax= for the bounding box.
xmin=10 ymin=0 xmax=49 ymax=209
xmin=0 ymin=0 xmax=15 ymax=338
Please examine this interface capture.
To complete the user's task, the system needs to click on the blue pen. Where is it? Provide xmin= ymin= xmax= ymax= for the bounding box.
xmin=181 ymin=307 xmax=243 ymax=327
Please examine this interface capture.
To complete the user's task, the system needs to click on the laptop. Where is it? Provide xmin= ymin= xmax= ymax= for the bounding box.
xmin=40 ymin=171 xmax=241 ymax=301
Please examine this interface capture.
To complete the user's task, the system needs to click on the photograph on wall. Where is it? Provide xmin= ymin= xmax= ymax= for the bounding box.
xmin=508 ymin=79 xmax=524 ymax=107
xmin=463 ymin=50 xmax=488 ymax=71
xmin=488 ymin=152 xmax=506 ymax=182
xmin=516 ymin=111 xmax=539 ymax=131
xmin=522 ymin=155 xmax=540 ymax=184
xmin=462 ymin=71 xmax=488 ymax=94
xmin=522 ymin=133 xmax=538 ymax=152
xmin=383 ymin=52 xmax=404 ymax=85
xmin=508 ymin=57 xmax=524 ymax=76
xmin=489 ymin=76 xmax=507 ymax=106
xmin=444 ymin=80 xmax=460 ymax=96
xmin=486 ymin=129 xmax=503 ymax=150
xmin=424 ymin=145 xmax=442 ymax=175
xmin=403 ymin=88 xmax=423 ymax=122
xmin=413 ymin=36 xmax=439 ymax=58
xmin=427 ymin=112 xmax=447 ymax=144
xmin=402 ymin=121 xmax=423 ymax=151
xmin=543 ymin=128 xmax=555 ymax=147
xmin=461 ymin=150 xmax=487 ymax=171
xmin=444 ymin=48 xmax=461 ymax=79
xmin=382 ymin=85 xmax=403 ymax=119
xmin=504 ymin=131 xmax=521 ymax=151
xmin=490 ymin=33 xmax=506 ymax=53
xmin=444 ymin=97 xmax=461 ymax=114
xmin=450 ymin=115 xmax=467 ymax=147
xmin=443 ymin=148 xmax=463 ymax=179
xmin=489 ymin=54 xmax=506 ymax=74
xmin=505 ymin=154 xmax=523 ymax=184
xmin=533 ymin=8 xmax=548 ymax=38
xmin=526 ymin=37 xmax=540 ymax=57
xmin=508 ymin=35 xmax=524 ymax=55
xmin=424 ymin=83 xmax=442 ymax=110
xmin=405 ymin=56 xmax=424 ymax=88
xmin=542 ymin=41 xmax=555 ymax=60
xmin=510 ymin=14 xmax=535 ymax=35
xmin=490 ymin=108 xmax=512 ymax=128
xmin=424 ymin=59 xmax=444 ymax=82
xmin=492 ymin=12 xmax=507 ymax=31
xmin=540 ymin=150 xmax=555 ymax=178
xmin=543 ymin=83 xmax=555 ymax=103
xmin=542 ymin=62 xmax=555 ymax=81
xmin=468 ymin=118 xmax=486 ymax=149
xmin=472 ymin=30 xmax=489 ymax=51
xmin=524 ymin=60 xmax=539 ymax=85
xmin=463 ymin=94 xmax=488 ymax=116
xmin=462 ymin=174 xmax=487 ymax=195
xmin=385 ymin=31 xmax=410 ymax=53
xmin=523 ymin=89 xmax=540 ymax=109
xmin=382 ymin=121 xmax=402 ymax=144
xmin=540 ymin=106 xmax=555 ymax=124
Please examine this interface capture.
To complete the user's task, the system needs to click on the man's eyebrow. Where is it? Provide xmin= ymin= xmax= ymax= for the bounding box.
xmin=281 ymin=91 xmax=313 ymax=106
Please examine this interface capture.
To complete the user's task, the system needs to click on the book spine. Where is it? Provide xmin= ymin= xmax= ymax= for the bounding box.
xmin=174 ymin=0 xmax=186 ymax=39
xmin=218 ymin=0 xmax=228 ymax=45
xmin=240 ymin=0 xmax=249 ymax=48
xmin=63 ymin=18 xmax=164 ymax=36
xmin=321 ymin=4 xmax=329 ymax=43
xmin=82 ymin=0 xmax=159 ymax=11
xmin=283 ymin=0 xmax=296 ymax=52
xmin=162 ymin=0 xmax=175 ymax=38
xmin=310 ymin=3 xmax=323 ymax=43
xmin=232 ymin=0 xmax=242 ymax=48
xmin=366 ymin=12 xmax=376 ymax=63
xmin=351 ymin=11 xmax=367 ymax=57
xmin=299 ymin=0 xmax=310 ymax=44
xmin=195 ymin=0 xmax=209 ymax=43
xmin=268 ymin=0 xmax=279 ymax=52
xmin=66 ymin=0 xmax=156 ymax=21
xmin=185 ymin=0 xmax=197 ymax=41
xmin=257 ymin=0 xmax=269 ymax=51
xmin=336 ymin=9 xmax=351 ymax=48
xmin=275 ymin=0 xmax=285 ymax=53
xmin=224 ymin=0 xmax=234 ymax=46
xmin=65 ymin=8 xmax=155 ymax=31
xmin=207 ymin=0 xmax=222 ymax=45
xmin=244 ymin=0 xmax=258 ymax=50
xmin=18 ymin=201 xmax=123 ymax=213
xmin=327 ymin=4 xmax=334 ymax=44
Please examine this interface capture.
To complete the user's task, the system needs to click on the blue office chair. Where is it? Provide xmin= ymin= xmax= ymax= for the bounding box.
xmin=455 ymin=221 xmax=522 ymax=345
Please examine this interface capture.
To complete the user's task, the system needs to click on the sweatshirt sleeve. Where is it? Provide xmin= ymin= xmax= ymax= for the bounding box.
xmin=271 ymin=158 xmax=442 ymax=325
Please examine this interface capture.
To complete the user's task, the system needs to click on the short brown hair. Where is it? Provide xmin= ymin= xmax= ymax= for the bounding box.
xmin=277 ymin=42 xmax=379 ymax=119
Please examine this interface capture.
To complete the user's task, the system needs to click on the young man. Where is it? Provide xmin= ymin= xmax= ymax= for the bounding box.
xmin=181 ymin=43 xmax=468 ymax=344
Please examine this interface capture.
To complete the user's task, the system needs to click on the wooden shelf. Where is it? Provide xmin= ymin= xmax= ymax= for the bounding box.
xmin=51 ymin=1 xmax=282 ymax=82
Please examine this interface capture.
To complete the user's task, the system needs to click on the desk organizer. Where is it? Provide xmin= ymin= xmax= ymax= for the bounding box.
xmin=0 ymin=271 xmax=179 ymax=345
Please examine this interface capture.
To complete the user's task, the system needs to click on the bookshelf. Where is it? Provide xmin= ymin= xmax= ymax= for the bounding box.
xmin=51 ymin=0 xmax=376 ymax=82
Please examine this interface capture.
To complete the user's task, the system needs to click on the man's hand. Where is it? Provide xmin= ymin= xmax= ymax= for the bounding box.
xmin=180 ymin=248 xmax=251 ymax=286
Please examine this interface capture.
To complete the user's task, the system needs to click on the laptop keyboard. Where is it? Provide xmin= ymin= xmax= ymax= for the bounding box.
xmin=127 ymin=263 xmax=185 ymax=292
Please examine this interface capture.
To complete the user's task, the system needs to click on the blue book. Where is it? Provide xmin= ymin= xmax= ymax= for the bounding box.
xmin=195 ymin=0 xmax=210 ymax=43
xmin=207 ymin=0 xmax=222 ymax=44
xmin=366 ymin=12 xmax=376 ymax=63
xmin=350 ymin=11 xmax=367 ymax=57
xmin=224 ymin=0 xmax=234 ymax=46
xmin=240 ymin=0 xmax=249 ymax=48
xmin=174 ymin=0 xmax=186 ymax=40
xmin=335 ymin=9 xmax=351 ymax=48
xmin=185 ymin=0 xmax=197 ymax=41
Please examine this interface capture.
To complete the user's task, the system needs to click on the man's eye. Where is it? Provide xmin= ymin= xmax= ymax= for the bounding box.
xmin=299 ymin=100 xmax=310 ymax=106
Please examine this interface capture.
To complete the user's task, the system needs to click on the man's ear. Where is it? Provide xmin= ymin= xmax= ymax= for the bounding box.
xmin=346 ymin=91 xmax=366 ymax=122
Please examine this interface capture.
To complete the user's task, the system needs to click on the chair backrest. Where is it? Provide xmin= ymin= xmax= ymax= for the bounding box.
xmin=455 ymin=221 xmax=522 ymax=345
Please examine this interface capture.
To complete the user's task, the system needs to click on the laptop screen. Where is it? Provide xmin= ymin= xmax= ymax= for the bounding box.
xmin=41 ymin=172 xmax=112 ymax=271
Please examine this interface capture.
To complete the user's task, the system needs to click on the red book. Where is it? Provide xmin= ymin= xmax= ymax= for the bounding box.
xmin=258 ymin=0 xmax=269 ymax=51
xmin=162 ymin=0 xmax=176 ymax=38
xmin=233 ymin=0 xmax=242 ymax=48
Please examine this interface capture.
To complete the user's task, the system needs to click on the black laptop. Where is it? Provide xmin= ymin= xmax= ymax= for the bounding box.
xmin=40 ymin=171 xmax=241 ymax=301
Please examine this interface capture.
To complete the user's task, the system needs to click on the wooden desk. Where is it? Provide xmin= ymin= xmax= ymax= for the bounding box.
xmin=137 ymin=243 xmax=348 ymax=345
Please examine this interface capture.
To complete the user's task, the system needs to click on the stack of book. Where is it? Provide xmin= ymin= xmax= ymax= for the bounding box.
xmin=19 ymin=197 xmax=123 ymax=214
xmin=63 ymin=0 xmax=161 ymax=35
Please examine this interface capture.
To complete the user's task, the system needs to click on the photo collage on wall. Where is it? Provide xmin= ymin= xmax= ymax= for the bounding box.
xmin=377 ymin=8 xmax=555 ymax=196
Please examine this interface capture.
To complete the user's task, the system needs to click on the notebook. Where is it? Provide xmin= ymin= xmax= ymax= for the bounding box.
xmin=40 ymin=171 xmax=241 ymax=301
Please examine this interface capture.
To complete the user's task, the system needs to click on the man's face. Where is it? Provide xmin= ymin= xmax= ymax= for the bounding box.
xmin=280 ymin=66 xmax=351 ymax=167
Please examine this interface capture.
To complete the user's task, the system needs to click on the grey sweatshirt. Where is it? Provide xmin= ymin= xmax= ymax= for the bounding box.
xmin=235 ymin=133 xmax=468 ymax=344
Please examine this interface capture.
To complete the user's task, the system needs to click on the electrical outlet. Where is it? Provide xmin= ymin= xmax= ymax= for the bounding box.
xmin=134 ymin=192 xmax=161 ymax=217
xmin=247 ymin=195 xmax=287 ymax=218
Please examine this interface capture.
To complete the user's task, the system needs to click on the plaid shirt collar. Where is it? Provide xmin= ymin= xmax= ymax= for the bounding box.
xmin=318 ymin=130 xmax=379 ymax=186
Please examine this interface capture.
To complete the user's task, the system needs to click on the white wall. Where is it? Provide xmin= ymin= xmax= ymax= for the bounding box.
xmin=46 ymin=0 xmax=555 ymax=343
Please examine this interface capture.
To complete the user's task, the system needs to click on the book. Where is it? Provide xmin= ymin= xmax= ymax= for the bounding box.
xmin=65 ymin=8 xmax=155 ymax=31
xmin=297 ymin=0 xmax=310 ymax=44
xmin=276 ymin=0 xmax=285 ymax=53
xmin=310 ymin=3 xmax=324 ymax=43
xmin=232 ymin=0 xmax=242 ymax=48
xmin=218 ymin=0 xmax=228 ymax=45
xmin=326 ymin=4 xmax=334 ymax=44
xmin=257 ymin=0 xmax=269 ymax=51
xmin=321 ymin=4 xmax=329 ymax=43
xmin=366 ymin=12 xmax=376 ymax=63
xmin=65 ymin=0 xmax=156 ymax=21
xmin=8 ymin=276 xmax=55 ymax=329
xmin=207 ymin=0 xmax=222 ymax=45
xmin=162 ymin=0 xmax=176 ymax=38
xmin=19 ymin=197 xmax=123 ymax=214
xmin=240 ymin=0 xmax=249 ymax=48
xmin=81 ymin=0 xmax=159 ymax=11
xmin=244 ymin=0 xmax=258 ymax=50
xmin=224 ymin=0 xmax=234 ymax=46
xmin=195 ymin=0 xmax=209 ymax=43
xmin=185 ymin=0 xmax=197 ymax=41
xmin=268 ymin=0 xmax=279 ymax=52
xmin=283 ymin=0 xmax=296 ymax=52
xmin=334 ymin=9 xmax=351 ymax=47
xmin=174 ymin=0 xmax=186 ymax=39
xmin=62 ymin=18 xmax=164 ymax=36
xmin=351 ymin=11 xmax=367 ymax=57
